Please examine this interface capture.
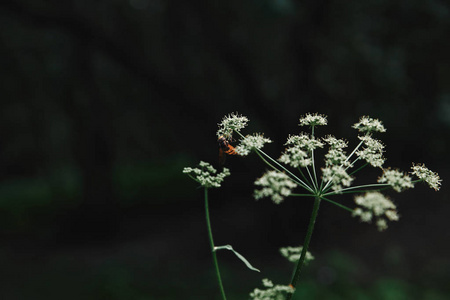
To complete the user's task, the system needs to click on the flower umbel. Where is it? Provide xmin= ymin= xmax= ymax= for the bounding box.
xmin=235 ymin=133 xmax=272 ymax=156
xmin=353 ymin=192 xmax=399 ymax=231
xmin=355 ymin=135 xmax=385 ymax=168
xmin=378 ymin=169 xmax=414 ymax=192
xmin=323 ymin=135 xmax=351 ymax=167
xmin=250 ymin=279 xmax=294 ymax=300
xmin=285 ymin=133 xmax=324 ymax=152
xmin=279 ymin=146 xmax=312 ymax=168
xmin=216 ymin=112 xmax=249 ymax=139
xmin=183 ymin=161 xmax=230 ymax=188
xmin=352 ymin=116 xmax=386 ymax=134
xmin=280 ymin=246 xmax=314 ymax=264
xmin=299 ymin=113 xmax=328 ymax=127
xmin=411 ymin=163 xmax=442 ymax=191
xmin=254 ymin=171 xmax=298 ymax=204
xmin=322 ymin=165 xmax=354 ymax=192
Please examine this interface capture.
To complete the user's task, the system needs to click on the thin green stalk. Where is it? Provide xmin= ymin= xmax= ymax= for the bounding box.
xmin=290 ymin=193 xmax=315 ymax=197
xmin=305 ymin=165 xmax=317 ymax=191
xmin=255 ymin=149 xmax=283 ymax=173
xmin=235 ymin=130 xmax=313 ymax=192
xmin=321 ymin=196 xmax=353 ymax=212
xmin=204 ymin=188 xmax=227 ymax=300
xmin=297 ymin=167 xmax=312 ymax=186
xmin=348 ymin=161 xmax=368 ymax=176
xmin=257 ymin=149 xmax=314 ymax=193
xmin=311 ymin=126 xmax=319 ymax=189
xmin=287 ymin=196 xmax=321 ymax=299
xmin=322 ymin=183 xmax=391 ymax=197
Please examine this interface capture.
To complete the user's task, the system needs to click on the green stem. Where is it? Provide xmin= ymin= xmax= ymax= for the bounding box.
xmin=287 ymin=196 xmax=321 ymax=299
xmin=322 ymin=183 xmax=391 ymax=197
xmin=290 ymin=193 xmax=315 ymax=197
xmin=255 ymin=150 xmax=282 ymax=173
xmin=257 ymin=149 xmax=314 ymax=193
xmin=311 ymin=127 xmax=319 ymax=189
xmin=348 ymin=161 xmax=368 ymax=176
xmin=321 ymin=196 xmax=353 ymax=212
xmin=204 ymin=188 xmax=227 ymax=300
xmin=235 ymin=130 xmax=313 ymax=192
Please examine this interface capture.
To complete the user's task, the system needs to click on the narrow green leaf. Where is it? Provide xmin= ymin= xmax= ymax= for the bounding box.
xmin=214 ymin=245 xmax=260 ymax=272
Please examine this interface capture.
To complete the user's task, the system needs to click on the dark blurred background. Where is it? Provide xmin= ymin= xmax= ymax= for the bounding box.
xmin=0 ymin=0 xmax=449 ymax=299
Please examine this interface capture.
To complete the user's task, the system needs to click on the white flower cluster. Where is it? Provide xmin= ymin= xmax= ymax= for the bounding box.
xmin=352 ymin=116 xmax=386 ymax=134
xmin=355 ymin=135 xmax=385 ymax=168
xmin=322 ymin=165 xmax=354 ymax=192
xmin=378 ymin=169 xmax=414 ymax=192
xmin=279 ymin=133 xmax=323 ymax=168
xmin=235 ymin=133 xmax=272 ymax=156
xmin=353 ymin=192 xmax=399 ymax=231
xmin=216 ymin=112 xmax=249 ymax=139
xmin=254 ymin=171 xmax=298 ymax=204
xmin=279 ymin=146 xmax=312 ymax=168
xmin=323 ymin=135 xmax=351 ymax=167
xmin=323 ymin=135 xmax=348 ymax=149
xmin=183 ymin=161 xmax=230 ymax=188
xmin=298 ymin=113 xmax=328 ymax=127
xmin=411 ymin=163 xmax=442 ymax=191
xmin=285 ymin=133 xmax=324 ymax=152
xmin=280 ymin=246 xmax=314 ymax=264
xmin=250 ymin=279 xmax=294 ymax=300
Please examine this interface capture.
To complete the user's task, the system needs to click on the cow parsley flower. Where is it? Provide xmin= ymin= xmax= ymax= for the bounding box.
xmin=254 ymin=171 xmax=298 ymax=204
xmin=352 ymin=116 xmax=386 ymax=134
xmin=235 ymin=133 xmax=272 ymax=156
xmin=216 ymin=112 xmax=249 ymax=139
xmin=355 ymin=135 xmax=385 ymax=168
xmin=285 ymin=133 xmax=324 ymax=152
xmin=323 ymin=135 xmax=348 ymax=150
xmin=280 ymin=246 xmax=314 ymax=264
xmin=250 ymin=279 xmax=294 ymax=300
xmin=322 ymin=135 xmax=351 ymax=168
xmin=352 ymin=192 xmax=399 ymax=231
xmin=378 ymin=169 xmax=414 ymax=192
xmin=322 ymin=165 xmax=354 ymax=192
xmin=183 ymin=161 xmax=230 ymax=188
xmin=299 ymin=113 xmax=328 ymax=127
xmin=279 ymin=146 xmax=312 ymax=168
xmin=411 ymin=163 xmax=442 ymax=191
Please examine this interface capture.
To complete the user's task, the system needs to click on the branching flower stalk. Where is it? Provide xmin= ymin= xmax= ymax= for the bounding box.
xmin=183 ymin=160 xmax=260 ymax=299
xmin=216 ymin=112 xmax=442 ymax=300
xmin=183 ymin=162 xmax=230 ymax=300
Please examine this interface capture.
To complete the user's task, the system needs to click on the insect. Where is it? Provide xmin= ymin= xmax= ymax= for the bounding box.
xmin=218 ymin=135 xmax=237 ymax=165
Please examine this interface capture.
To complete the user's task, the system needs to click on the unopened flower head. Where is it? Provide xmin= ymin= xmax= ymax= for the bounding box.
xmin=299 ymin=113 xmax=328 ymax=127
xmin=249 ymin=279 xmax=294 ymax=300
xmin=254 ymin=171 xmax=298 ymax=204
xmin=411 ymin=163 xmax=442 ymax=191
xmin=235 ymin=133 xmax=272 ymax=156
xmin=353 ymin=192 xmax=399 ymax=231
xmin=285 ymin=133 xmax=324 ymax=152
xmin=216 ymin=112 xmax=249 ymax=139
xmin=356 ymin=135 xmax=385 ymax=168
xmin=279 ymin=146 xmax=312 ymax=168
xmin=352 ymin=116 xmax=386 ymax=134
xmin=322 ymin=165 xmax=354 ymax=192
xmin=280 ymin=246 xmax=314 ymax=264
xmin=183 ymin=161 xmax=230 ymax=188
xmin=378 ymin=168 xmax=414 ymax=192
